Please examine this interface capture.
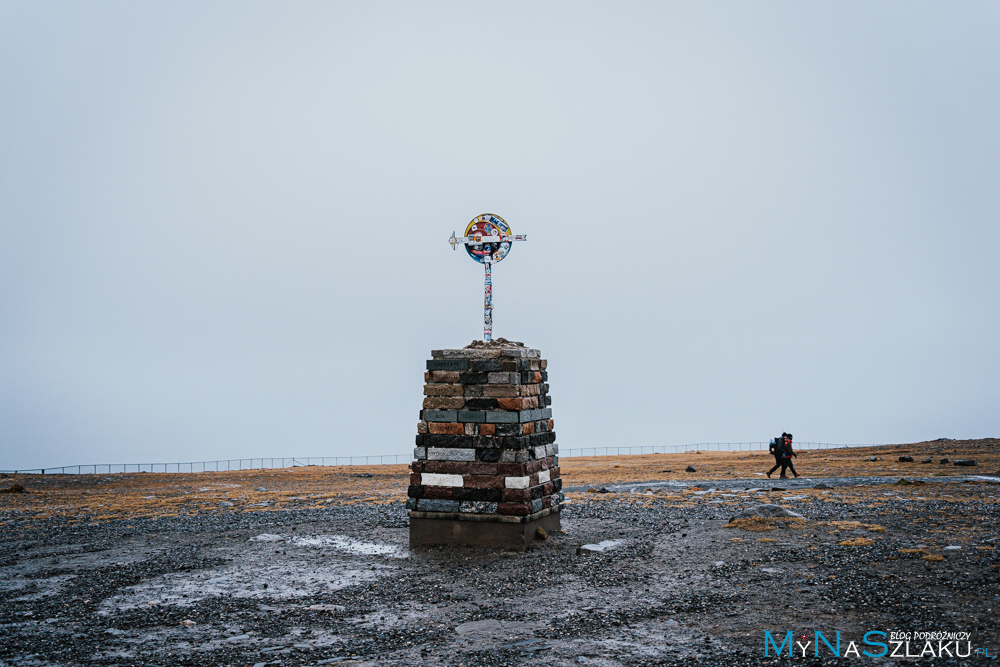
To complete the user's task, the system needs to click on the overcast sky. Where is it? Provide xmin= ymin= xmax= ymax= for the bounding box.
xmin=1 ymin=2 xmax=998 ymax=470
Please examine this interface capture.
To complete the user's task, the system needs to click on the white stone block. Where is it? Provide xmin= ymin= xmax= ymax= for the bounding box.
xmin=505 ymin=476 xmax=530 ymax=489
xmin=538 ymin=469 xmax=550 ymax=484
xmin=426 ymin=447 xmax=476 ymax=462
xmin=420 ymin=473 xmax=464 ymax=487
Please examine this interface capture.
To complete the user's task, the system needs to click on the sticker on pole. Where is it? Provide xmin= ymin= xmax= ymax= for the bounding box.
xmin=463 ymin=214 xmax=512 ymax=264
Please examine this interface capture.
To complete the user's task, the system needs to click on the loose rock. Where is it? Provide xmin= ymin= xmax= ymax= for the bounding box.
xmin=729 ymin=504 xmax=805 ymax=520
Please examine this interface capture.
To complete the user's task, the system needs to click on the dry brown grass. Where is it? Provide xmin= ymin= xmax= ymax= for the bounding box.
xmin=839 ymin=537 xmax=875 ymax=547
xmin=922 ymin=554 xmax=945 ymax=562
xmin=557 ymin=438 xmax=999 ymax=486
xmin=1 ymin=437 xmax=996 ymax=523
xmin=825 ymin=521 xmax=886 ymax=532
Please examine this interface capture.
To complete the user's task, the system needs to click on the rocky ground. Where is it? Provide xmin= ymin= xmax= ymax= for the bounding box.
xmin=1 ymin=441 xmax=999 ymax=666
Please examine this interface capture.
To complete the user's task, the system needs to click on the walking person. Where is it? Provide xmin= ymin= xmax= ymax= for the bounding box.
xmin=779 ymin=433 xmax=799 ymax=478
xmin=766 ymin=434 xmax=785 ymax=478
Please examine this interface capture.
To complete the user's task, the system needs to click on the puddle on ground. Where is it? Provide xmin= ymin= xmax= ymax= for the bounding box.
xmin=250 ymin=533 xmax=408 ymax=558
xmin=99 ymin=558 xmax=397 ymax=613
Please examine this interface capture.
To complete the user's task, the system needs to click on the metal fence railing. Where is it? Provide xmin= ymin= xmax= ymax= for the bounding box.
xmin=2 ymin=442 xmax=884 ymax=475
xmin=1 ymin=455 xmax=409 ymax=475
xmin=558 ymin=441 xmax=879 ymax=457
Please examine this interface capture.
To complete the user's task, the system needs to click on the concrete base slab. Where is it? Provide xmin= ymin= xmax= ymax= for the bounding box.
xmin=409 ymin=510 xmax=561 ymax=551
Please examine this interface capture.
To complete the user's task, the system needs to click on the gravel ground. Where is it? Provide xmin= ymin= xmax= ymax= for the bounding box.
xmin=1 ymin=475 xmax=998 ymax=666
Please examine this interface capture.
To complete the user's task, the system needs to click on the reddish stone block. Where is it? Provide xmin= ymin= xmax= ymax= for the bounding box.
xmin=430 ymin=370 xmax=460 ymax=383
xmin=541 ymin=496 xmax=552 ymax=509
xmin=542 ymin=481 xmax=554 ymax=496
xmin=428 ymin=422 xmax=464 ymax=435
xmin=423 ymin=384 xmax=464 ymax=396
xmin=520 ymin=384 xmax=540 ymax=396
xmin=424 ymin=461 xmax=471 ymax=474
xmin=497 ymin=502 xmax=531 ymax=516
xmin=498 ymin=462 xmax=527 ymax=476
xmin=479 ymin=423 xmax=496 ymax=436
xmin=526 ymin=459 xmax=544 ymax=474
xmin=521 ymin=422 xmax=535 ymax=435
xmin=547 ymin=419 xmax=554 ymax=430
xmin=410 ymin=473 xmax=420 ymax=485
xmin=424 ymin=371 xmax=430 ymax=382
xmin=423 ymin=396 xmax=465 ymax=410
xmin=463 ymin=475 xmax=503 ymax=489
xmin=482 ymin=385 xmax=518 ymax=398
xmin=502 ymin=488 xmax=530 ymax=502
xmin=549 ymin=466 xmax=560 ymax=479
xmin=423 ymin=486 xmax=454 ymax=500
xmin=532 ymin=371 xmax=543 ymax=383
xmin=529 ymin=473 xmax=539 ymax=487
xmin=469 ymin=463 xmax=498 ymax=476
xmin=496 ymin=397 xmax=523 ymax=410
xmin=520 ymin=396 xmax=538 ymax=410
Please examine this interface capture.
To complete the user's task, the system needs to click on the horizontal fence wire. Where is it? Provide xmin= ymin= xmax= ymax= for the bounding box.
xmin=1 ymin=442 xmax=886 ymax=475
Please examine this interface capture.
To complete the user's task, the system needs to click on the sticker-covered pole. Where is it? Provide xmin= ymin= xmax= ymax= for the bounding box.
xmin=483 ymin=260 xmax=493 ymax=342
xmin=449 ymin=213 xmax=525 ymax=343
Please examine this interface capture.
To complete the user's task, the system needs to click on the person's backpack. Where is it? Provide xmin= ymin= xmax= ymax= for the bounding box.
xmin=774 ymin=438 xmax=788 ymax=457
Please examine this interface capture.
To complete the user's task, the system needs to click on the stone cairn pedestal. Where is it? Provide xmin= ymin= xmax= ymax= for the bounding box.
xmin=408 ymin=342 xmax=562 ymax=550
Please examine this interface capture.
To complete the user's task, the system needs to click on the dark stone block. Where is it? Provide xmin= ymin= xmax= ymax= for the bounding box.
xmin=500 ymin=435 xmax=530 ymax=450
xmin=485 ymin=411 xmax=519 ymax=424
xmin=478 ymin=449 xmax=501 ymax=463
xmin=499 ymin=360 xmax=519 ymax=371
xmin=427 ymin=359 xmax=468 ymax=371
xmin=422 ymin=434 xmax=475 ymax=448
xmin=530 ymin=499 xmax=543 ymax=513
xmin=465 ymin=398 xmax=499 ymax=410
xmin=453 ymin=487 xmax=502 ymax=502
xmin=415 ymin=434 xmax=424 ymax=446
xmin=529 ymin=432 xmax=556 ymax=447
xmin=496 ymin=423 xmax=522 ymax=436
xmin=407 ymin=485 xmax=424 ymax=498
xmin=459 ymin=372 xmax=489 ymax=384
xmin=552 ymin=478 xmax=563 ymax=492
xmin=469 ymin=359 xmax=501 ymax=372
xmin=417 ymin=499 xmax=461 ymax=512
xmin=423 ymin=410 xmax=458 ymax=422
xmin=530 ymin=484 xmax=545 ymax=500
xmin=458 ymin=411 xmax=486 ymax=423
xmin=540 ymin=371 xmax=548 ymax=381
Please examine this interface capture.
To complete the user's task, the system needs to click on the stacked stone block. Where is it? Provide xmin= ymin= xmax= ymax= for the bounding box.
xmin=407 ymin=344 xmax=562 ymax=547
